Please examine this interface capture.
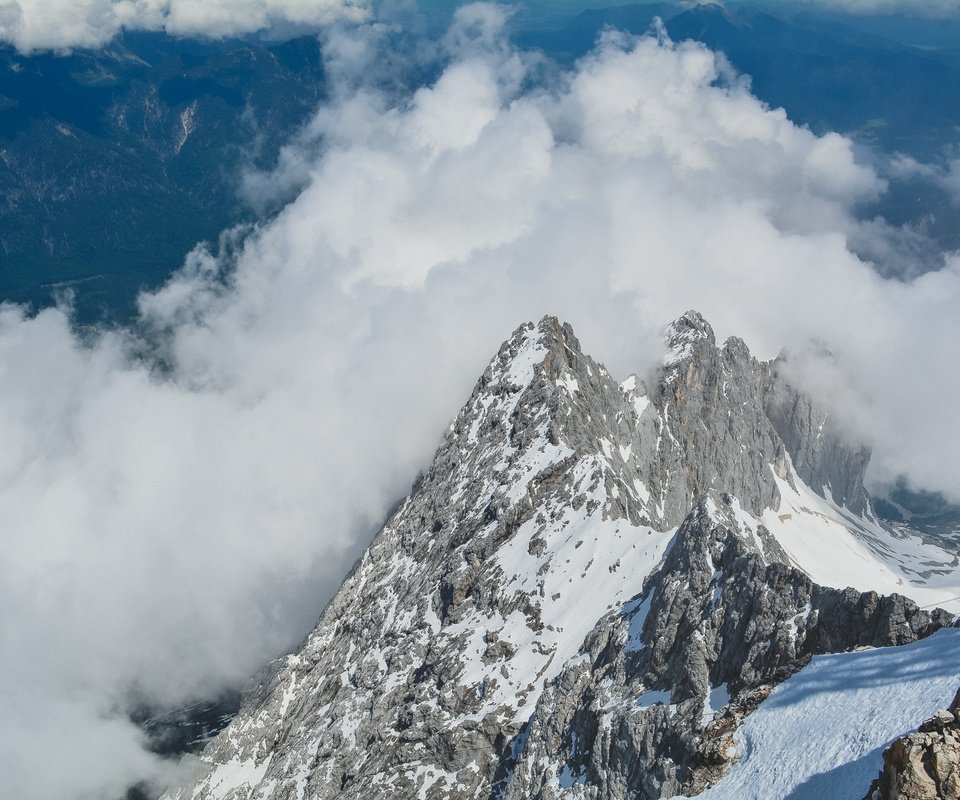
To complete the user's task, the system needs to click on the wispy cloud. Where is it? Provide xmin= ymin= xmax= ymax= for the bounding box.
xmin=2 ymin=6 xmax=959 ymax=797
xmin=890 ymin=153 xmax=960 ymax=205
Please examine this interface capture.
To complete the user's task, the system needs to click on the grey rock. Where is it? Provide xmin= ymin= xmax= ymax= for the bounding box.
xmin=162 ymin=313 xmax=954 ymax=800
xmin=764 ymin=355 xmax=871 ymax=515
xmin=501 ymin=495 xmax=950 ymax=800
xmin=865 ymin=687 xmax=960 ymax=800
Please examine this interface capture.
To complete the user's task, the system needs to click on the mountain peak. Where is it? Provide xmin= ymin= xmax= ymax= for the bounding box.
xmin=533 ymin=314 xmax=588 ymax=381
xmin=534 ymin=313 xmax=575 ymax=343
xmin=664 ymin=309 xmax=717 ymax=366
xmin=670 ymin=308 xmax=715 ymax=337
xmin=165 ymin=316 xmax=960 ymax=800
xmin=486 ymin=315 xmax=585 ymax=394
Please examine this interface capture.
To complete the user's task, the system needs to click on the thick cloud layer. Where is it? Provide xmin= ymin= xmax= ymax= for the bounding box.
xmin=6 ymin=0 xmax=960 ymax=54
xmin=0 ymin=0 xmax=367 ymax=52
xmin=2 ymin=6 xmax=960 ymax=798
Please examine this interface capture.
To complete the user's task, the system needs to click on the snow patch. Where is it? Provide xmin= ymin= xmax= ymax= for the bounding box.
xmin=688 ymin=628 xmax=960 ymax=800
xmin=747 ymin=467 xmax=960 ymax=613
xmin=195 ymin=754 xmax=272 ymax=798
xmin=636 ymin=689 xmax=672 ymax=708
xmin=701 ymin=684 xmax=730 ymax=724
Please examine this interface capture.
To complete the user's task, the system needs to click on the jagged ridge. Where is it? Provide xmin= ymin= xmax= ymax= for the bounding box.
xmin=164 ymin=313 xmax=960 ymax=800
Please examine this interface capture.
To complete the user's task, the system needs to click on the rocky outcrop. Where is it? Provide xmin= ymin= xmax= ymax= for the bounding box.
xmin=163 ymin=313 xmax=960 ymax=800
xmin=500 ymin=496 xmax=952 ymax=800
xmin=866 ymin=688 xmax=960 ymax=800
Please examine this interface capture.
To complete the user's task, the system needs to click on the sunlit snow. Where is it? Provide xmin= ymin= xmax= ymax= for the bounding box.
xmin=687 ymin=628 xmax=960 ymax=800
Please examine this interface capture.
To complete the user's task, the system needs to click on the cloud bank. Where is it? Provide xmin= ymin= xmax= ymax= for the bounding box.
xmin=0 ymin=0 xmax=368 ymax=52
xmin=2 ymin=5 xmax=960 ymax=798
xmin=4 ymin=0 xmax=960 ymax=54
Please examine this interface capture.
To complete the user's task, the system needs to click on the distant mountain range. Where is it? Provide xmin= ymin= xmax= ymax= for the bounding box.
xmin=520 ymin=2 xmax=960 ymax=158
xmin=5 ymin=4 xmax=960 ymax=321
xmin=0 ymin=33 xmax=327 ymax=321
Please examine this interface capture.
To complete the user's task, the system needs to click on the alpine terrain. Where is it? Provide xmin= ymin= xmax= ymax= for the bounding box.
xmin=163 ymin=312 xmax=960 ymax=800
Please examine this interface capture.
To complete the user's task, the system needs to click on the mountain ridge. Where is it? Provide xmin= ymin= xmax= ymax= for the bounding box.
xmin=161 ymin=312 xmax=960 ymax=800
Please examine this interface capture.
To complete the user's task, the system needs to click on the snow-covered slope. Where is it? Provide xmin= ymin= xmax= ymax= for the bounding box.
xmin=688 ymin=627 xmax=960 ymax=800
xmin=163 ymin=313 xmax=960 ymax=800
xmin=501 ymin=492 xmax=956 ymax=800
xmin=735 ymin=469 xmax=960 ymax=612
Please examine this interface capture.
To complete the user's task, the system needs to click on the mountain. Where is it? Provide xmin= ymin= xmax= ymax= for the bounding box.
xmin=160 ymin=313 xmax=960 ymax=800
xmin=515 ymin=4 xmax=683 ymax=56
xmin=875 ymin=482 xmax=960 ymax=552
xmin=0 ymin=33 xmax=327 ymax=321
xmin=8 ymin=4 xmax=960 ymax=323
xmin=521 ymin=3 xmax=960 ymax=159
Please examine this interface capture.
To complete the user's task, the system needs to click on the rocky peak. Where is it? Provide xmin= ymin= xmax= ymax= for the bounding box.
xmin=652 ymin=311 xmax=876 ymax=525
xmin=663 ymin=310 xmax=716 ymax=363
xmin=458 ymin=312 xmax=871 ymax=532
xmin=527 ymin=315 xmax=581 ymax=374
xmin=163 ymin=313 xmax=960 ymax=800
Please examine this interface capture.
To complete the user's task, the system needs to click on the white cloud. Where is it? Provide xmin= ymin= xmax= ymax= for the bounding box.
xmin=0 ymin=0 xmax=368 ymax=52
xmin=2 ymin=6 xmax=960 ymax=797
xmin=4 ymin=0 xmax=959 ymax=54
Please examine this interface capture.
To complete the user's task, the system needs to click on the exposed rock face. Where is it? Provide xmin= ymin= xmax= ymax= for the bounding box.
xmin=502 ymin=497 xmax=952 ymax=800
xmin=764 ymin=359 xmax=872 ymax=515
xmin=163 ymin=313 xmax=960 ymax=800
xmin=866 ymin=689 xmax=960 ymax=800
